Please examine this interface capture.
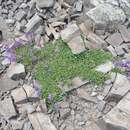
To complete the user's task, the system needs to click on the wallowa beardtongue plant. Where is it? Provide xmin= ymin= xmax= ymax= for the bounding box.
xmin=1 ymin=32 xmax=43 ymax=63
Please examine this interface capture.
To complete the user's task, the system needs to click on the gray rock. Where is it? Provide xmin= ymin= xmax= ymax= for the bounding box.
xmin=67 ymin=35 xmax=86 ymax=54
xmin=115 ymin=46 xmax=125 ymax=56
xmin=28 ymin=112 xmax=57 ymax=130
xmin=60 ymin=23 xmax=80 ymax=42
xmin=10 ymin=119 xmax=25 ymax=130
xmin=0 ymin=76 xmax=18 ymax=92
xmin=60 ymin=108 xmax=71 ymax=119
xmin=107 ymin=45 xmax=117 ymax=57
xmin=86 ymin=4 xmax=126 ymax=29
xmin=118 ymin=24 xmax=130 ymax=42
xmin=87 ymin=122 xmax=101 ymax=130
xmin=5 ymin=19 xmax=15 ymax=24
xmin=23 ymin=84 xmax=39 ymax=101
xmin=95 ymin=61 xmax=114 ymax=73
xmin=25 ymin=103 xmax=36 ymax=114
xmin=39 ymin=99 xmax=47 ymax=113
xmin=7 ymin=63 xmax=25 ymax=80
xmin=119 ymin=0 xmax=130 ymax=20
xmin=89 ymin=0 xmax=104 ymax=7
xmin=110 ymin=73 xmax=130 ymax=98
xmin=0 ymin=97 xmax=17 ymax=119
xmin=36 ymin=0 xmax=54 ymax=8
xmin=25 ymin=14 xmax=42 ymax=33
xmin=103 ymin=92 xmax=130 ymax=130
xmin=15 ymin=10 xmax=26 ymax=21
xmin=11 ymin=87 xmax=27 ymax=104
xmin=106 ymin=32 xmax=123 ymax=46
xmin=87 ymin=32 xmax=107 ymax=49
xmin=75 ymin=0 xmax=83 ymax=12
xmin=97 ymin=100 xmax=106 ymax=112
xmin=23 ymin=121 xmax=33 ymax=130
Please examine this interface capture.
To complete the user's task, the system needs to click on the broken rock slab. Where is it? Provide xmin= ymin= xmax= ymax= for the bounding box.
xmin=118 ymin=24 xmax=130 ymax=42
xmin=7 ymin=63 xmax=25 ymax=80
xmin=110 ymin=73 xmax=130 ymax=99
xmin=86 ymin=3 xmax=126 ymax=30
xmin=103 ymin=92 xmax=130 ymax=130
xmin=67 ymin=35 xmax=86 ymax=54
xmin=23 ymin=84 xmax=39 ymax=101
xmin=60 ymin=23 xmax=80 ymax=42
xmin=28 ymin=112 xmax=57 ymax=130
xmin=0 ymin=76 xmax=18 ymax=92
xmin=0 ymin=97 xmax=17 ymax=119
xmin=105 ymin=32 xmax=123 ymax=46
xmin=25 ymin=14 xmax=43 ymax=33
xmin=36 ymin=0 xmax=54 ymax=8
xmin=86 ymin=32 xmax=107 ymax=49
xmin=11 ymin=87 xmax=27 ymax=104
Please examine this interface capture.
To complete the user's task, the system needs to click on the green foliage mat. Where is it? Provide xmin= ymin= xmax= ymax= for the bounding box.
xmin=15 ymin=39 xmax=113 ymax=102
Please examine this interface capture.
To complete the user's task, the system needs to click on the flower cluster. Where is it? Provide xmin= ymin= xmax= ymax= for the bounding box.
xmin=114 ymin=60 xmax=130 ymax=71
xmin=1 ymin=32 xmax=43 ymax=64
xmin=33 ymin=80 xmax=41 ymax=97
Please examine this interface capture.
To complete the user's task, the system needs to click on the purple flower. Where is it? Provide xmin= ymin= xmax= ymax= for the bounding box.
xmin=48 ymin=93 xmax=53 ymax=100
xmin=3 ymin=51 xmax=16 ymax=62
xmin=25 ymin=32 xmax=34 ymax=43
xmin=10 ymin=40 xmax=23 ymax=49
xmin=33 ymin=80 xmax=41 ymax=96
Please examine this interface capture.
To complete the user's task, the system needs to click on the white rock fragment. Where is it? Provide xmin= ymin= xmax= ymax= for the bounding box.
xmin=95 ymin=61 xmax=114 ymax=73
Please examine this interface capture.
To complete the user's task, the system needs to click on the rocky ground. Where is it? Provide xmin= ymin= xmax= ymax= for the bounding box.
xmin=1 ymin=0 xmax=130 ymax=130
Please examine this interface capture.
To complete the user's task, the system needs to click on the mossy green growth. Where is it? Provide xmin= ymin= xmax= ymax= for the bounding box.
xmin=15 ymin=38 xmax=113 ymax=102
xmin=33 ymin=39 xmax=113 ymax=101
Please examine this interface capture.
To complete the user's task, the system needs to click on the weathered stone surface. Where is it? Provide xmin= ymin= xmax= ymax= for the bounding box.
xmin=110 ymin=73 xmax=130 ymax=98
xmin=87 ymin=122 xmax=101 ymax=130
xmin=95 ymin=61 xmax=114 ymax=73
xmin=89 ymin=0 xmax=104 ymax=7
xmin=103 ymin=92 xmax=130 ymax=130
xmin=28 ymin=112 xmax=57 ymax=130
xmin=106 ymin=32 xmax=123 ymax=46
xmin=86 ymin=4 xmax=126 ymax=29
xmin=0 ymin=76 xmax=18 ymax=91
xmin=15 ymin=10 xmax=26 ymax=21
xmin=60 ymin=23 xmax=80 ymax=42
xmin=0 ymin=97 xmax=17 ymax=118
xmin=67 ymin=35 xmax=86 ymax=54
xmin=59 ymin=77 xmax=89 ymax=92
xmin=25 ymin=14 xmax=42 ymax=33
xmin=119 ymin=0 xmax=130 ymax=19
xmin=23 ymin=121 xmax=33 ymax=130
xmin=7 ymin=63 xmax=25 ymax=80
xmin=107 ymin=45 xmax=117 ymax=57
xmin=10 ymin=119 xmax=25 ymax=130
xmin=118 ymin=25 xmax=130 ymax=42
xmin=60 ymin=108 xmax=71 ymax=119
xmin=77 ymin=86 xmax=97 ymax=103
xmin=25 ymin=103 xmax=36 ymax=114
xmin=23 ymin=84 xmax=39 ymax=100
xmin=11 ymin=87 xmax=27 ymax=104
xmin=87 ymin=32 xmax=107 ymax=48
xmin=115 ymin=46 xmax=125 ymax=56
xmin=36 ymin=0 xmax=54 ymax=8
